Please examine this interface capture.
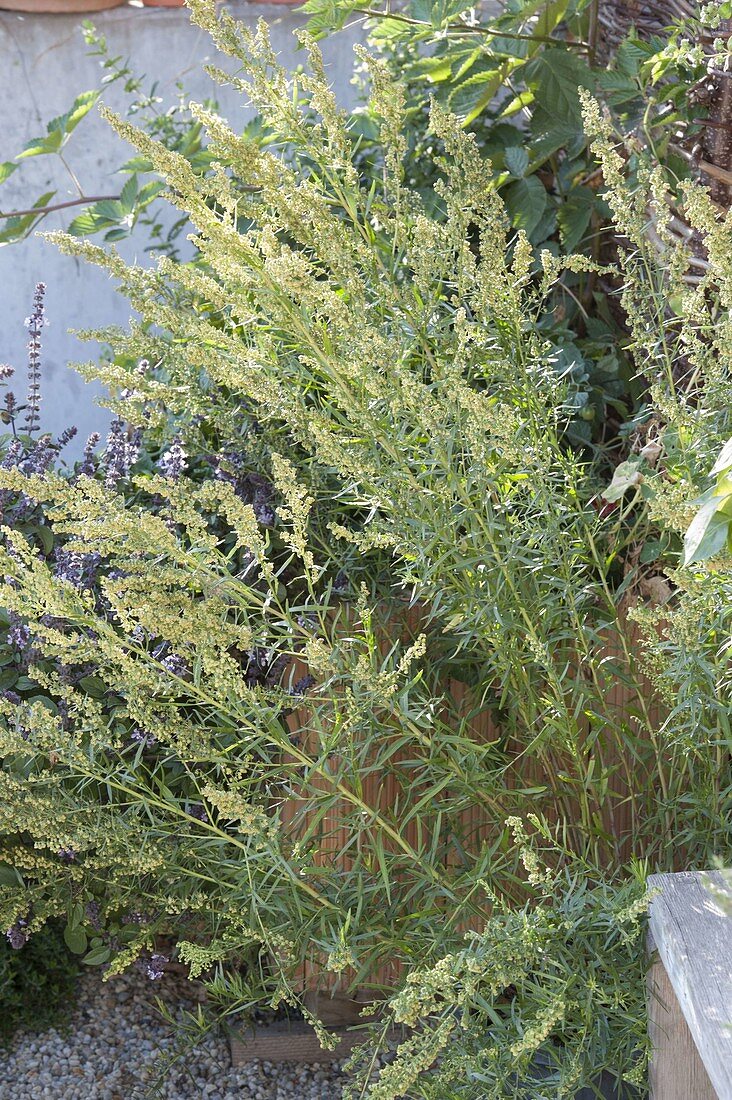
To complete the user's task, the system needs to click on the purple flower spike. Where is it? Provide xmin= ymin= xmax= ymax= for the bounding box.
xmin=57 ymin=848 xmax=76 ymax=863
xmin=292 ymin=674 xmax=316 ymax=696
xmin=55 ymin=426 xmax=78 ymax=452
xmin=7 ymin=614 xmax=32 ymax=654
xmin=53 ymin=548 xmax=101 ymax=591
xmin=146 ymin=953 xmax=168 ymax=980
xmin=79 ymin=432 xmax=101 ymax=479
xmin=102 ymin=420 xmax=141 ymax=489
xmin=160 ymin=651 xmax=189 ymax=679
xmin=85 ymin=901 xmax=102 ymax=931
xmin=158 ymin=437 xmax=187 ymax=481
xmin=130 ymin=728 xmax=157 ymax=748
xmin=24 ymin=283 xmax=46 ymax=435
xmin=6 ymin=918 xmax=29 ymax=950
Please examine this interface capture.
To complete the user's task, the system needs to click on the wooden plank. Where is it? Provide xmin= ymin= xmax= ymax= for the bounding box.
xmin=230 ymin=1019 xmax=404 ymax=1065
xmin=648 ymin=871 xmax=732 ymax=1100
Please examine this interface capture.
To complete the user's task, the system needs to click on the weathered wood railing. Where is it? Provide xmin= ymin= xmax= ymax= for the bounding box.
xmin=647 ymin=871 xmax=732 ymax=1099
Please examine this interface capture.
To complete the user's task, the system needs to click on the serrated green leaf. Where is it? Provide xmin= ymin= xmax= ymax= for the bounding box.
xmin=67 ymin=211 xmax=112 ymax=237
xmin=504 ymin=146 xmax=529 ymax=179
xmin=503 ymin=175 xmax=547 ymax=235
xmin=119 ymin=174 xmax=138 ymax=214
xmin=94 ymin=200 xmax=124 ymax=221
xmin=16 ymin=131 xmax=63 ymax=159
xmin=63 ymin=90 xmax=102 ymax=135
xmin=136 ymin=180 xmax=166 ymax=207
xmin=301 ymin=0 xmax=359 ymax=38
xmin=103 ymin=228 xmax=130 ymax=243
xmin=0 ymin=189 xmax=56 ymax=245
xmin=0 ymin=161 xmax=17 ymax=185
xmin=557 ymin=185 xmax=595 ymax=252
xmin=526 ymin=50 xmax=593 ymax=128
xmin=448 ymin=68 xmax=504 ymax=125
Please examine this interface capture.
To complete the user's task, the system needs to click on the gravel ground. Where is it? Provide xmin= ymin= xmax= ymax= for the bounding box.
xmin=0 ymin=967 xmax=351 ymax=1100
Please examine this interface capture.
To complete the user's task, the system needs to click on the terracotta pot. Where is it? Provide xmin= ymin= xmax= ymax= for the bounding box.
xmin=139 ymin=0 xmax=298 ymax=8
xmin=0 ymin=0 xmax=126 ymax=10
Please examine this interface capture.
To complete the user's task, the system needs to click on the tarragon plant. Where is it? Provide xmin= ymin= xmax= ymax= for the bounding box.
xmin=0 ymin=5 xmax=729 ymax=1096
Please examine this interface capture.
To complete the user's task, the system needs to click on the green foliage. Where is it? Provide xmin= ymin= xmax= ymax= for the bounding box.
xmin=580 ymin=89 xmax=732 ymax=850
xmin=335 ymin=0 xmax=641 ymax=447
xmin=0 ymin=920 xmax=80 ymax=1045
xmin=0 ymin=5 xmax=731 ymax=1095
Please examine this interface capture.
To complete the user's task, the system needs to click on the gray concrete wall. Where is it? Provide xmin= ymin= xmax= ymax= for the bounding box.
xmin=0 ymin=3 xmax=365 ymax=455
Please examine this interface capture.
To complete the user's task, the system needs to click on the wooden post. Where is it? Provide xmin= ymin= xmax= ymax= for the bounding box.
xmin=647 ymin=871 xmax=732 ymax=1100
xmin=647 ymin=955 xmax=717 ymax=1099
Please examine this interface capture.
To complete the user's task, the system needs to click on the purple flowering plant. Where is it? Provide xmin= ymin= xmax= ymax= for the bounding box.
xmin=0 ymin=289 xmax=329 ymax=983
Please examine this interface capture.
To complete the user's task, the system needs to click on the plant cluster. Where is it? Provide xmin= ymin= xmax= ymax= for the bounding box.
xmin=0 ymin=1 xmax=731 ymax=1097
xmin=0 ymin=918 xmax=80 ymax=1046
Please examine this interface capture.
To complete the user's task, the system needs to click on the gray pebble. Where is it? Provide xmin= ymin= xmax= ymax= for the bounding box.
xmin=0 ymin=968 xmax=352 ymax=1100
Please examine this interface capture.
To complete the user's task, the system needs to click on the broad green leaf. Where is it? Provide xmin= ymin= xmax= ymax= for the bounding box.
xmin=104 ymin=228 xmax=130 ymax=243
xmin=504 ymin=146 xmax=529 ymax=178
xmin=119 ymin=174 xmax=139 ymax=214
xmin=603 ymin=459 xmax=643 ymax=503
xmin=14 ymin=676 xmax=39 ymax=692
xmin=16 ymin=131 xmax=63 ymax=159
xmin=28 ymin=524 xmax=54 ymax=556
xmin=68 ymin=902 xmax=85 ymax=931
xmin=499 ymin=89 xmax=535 ymax=118
xmin=503 ymin=175 xmax=547 ymax=235
xmin=683 ymin=496 xmax=732 ymax=565
xmin=83 ymin=945 xmax=112 ymax=966
xmin=0 ymin=669 xmax=19 ymax=691
xmin=0 ymin=161 xmax=17 ymax=185
xmin=94 ymin=199 xmax=124 ymax=221
xmin=410 ymin=0 xmax=437 ymax=24
xmin=301 ymin=0 xmax=359 ymax=38
xmin=0 ymin=863 xmax=21 ymax=887
xmin=64 ymin=925 xmax=88 ymax=955
xmin=449 ymin=69 xmax=504 ymax=126
xmin=526 ymin=49 xmax=593 ymax=128
xmin=557 ymin=185 xmax=595 ymax=252
xmin=710 ymin=438 xmax=732 ymax=477
xmin=535 ymin=0 xmax=570 ymax=36
xmin=63 ymin=90 xmax=102 ymax=135
xmin=78 ymin=675 xmax=107 ymax=698
xmin=414 ymin=55 xmax=453 ymax=83
xmin=67 ymin=210 xmax=113 ymax=237
xmin=136 ymin=180 xmax=166 ymax=207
